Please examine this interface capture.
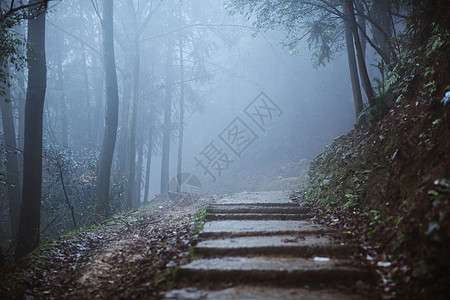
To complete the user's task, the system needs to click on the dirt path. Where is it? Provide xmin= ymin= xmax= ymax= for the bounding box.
xmin=1 ymin=191 xmax=378 ymax=299
xmin=0 ymin=193 xmax=218 ymax=299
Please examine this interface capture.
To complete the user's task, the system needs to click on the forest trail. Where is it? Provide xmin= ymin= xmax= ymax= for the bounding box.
xmin=165 ymin=191 xmax=373 ymax=299
xmin=0 ymin=194 xmax=217 ymax=299
xmin=1 ymin=192 xmax=376 ymax=299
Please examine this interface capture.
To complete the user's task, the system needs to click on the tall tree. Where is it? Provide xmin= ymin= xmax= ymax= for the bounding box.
xmin=160 ymin=38 xmax=175 ymax=194
xmin=95 ymin=0 xmax=119 ymax=217
xmin=134 ymin=132 xmax=144 ymax=206
xmin=176 ymin=34 xmax=185 ymax=192
xmin=15 ymin=0 xmax=48 ymax=260
xmin=348 ymin=0 xmax=374 ymax=106
xmin=124 ymin=0 xmax=140 ymax=210
xmin=122 ymin=0 xmax=161 ymax=208
xmin=54 ymin=29 xmax=69 ymax=148
xmin=343 ymin=4 xmax=363 ymax=119
xmin=81 ymin=46 xmax=93 ymax=145
xmin=143 ymin=120 xmax=153 ymax=202
xmin=0 ymin=67 xmax=21 ymax=236
xmin=226 ymin=0 xmax=406 ymax=110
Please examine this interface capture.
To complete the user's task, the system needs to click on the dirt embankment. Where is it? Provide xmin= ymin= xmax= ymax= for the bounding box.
xmin=303 ymin=12 xmax=450 ymax=298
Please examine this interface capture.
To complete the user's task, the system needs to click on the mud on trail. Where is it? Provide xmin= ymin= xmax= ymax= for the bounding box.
xmin=0 ymin=193 xmax=218 ymax=299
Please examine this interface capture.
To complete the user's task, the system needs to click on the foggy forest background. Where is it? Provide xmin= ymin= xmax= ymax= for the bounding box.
xmin=1 ymin=0 xmax=394 ymax=260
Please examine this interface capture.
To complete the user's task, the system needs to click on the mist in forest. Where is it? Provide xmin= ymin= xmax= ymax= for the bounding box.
xmin=1 ymin=0 xmax=373 ymax=251
xmin=46 ymin=1 xmax=355 ymax=194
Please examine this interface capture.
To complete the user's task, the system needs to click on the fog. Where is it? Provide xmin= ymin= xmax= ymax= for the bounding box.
xmin=1 ymin=0 xmax=372 ymax=243
xmin=44 ymin=0 xmax=357 ymax=197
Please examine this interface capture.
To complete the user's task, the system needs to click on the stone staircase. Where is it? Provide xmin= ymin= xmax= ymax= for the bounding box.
xmin=164 ymin=191 xmax=372 ymax=299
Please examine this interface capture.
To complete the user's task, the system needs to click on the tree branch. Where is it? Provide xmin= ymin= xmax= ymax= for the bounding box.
xmin=47 ymin=20 xmax=101 ymax=57
xmin=0 ymin=0 xmax=49 ymax=23
xmin=141 ymin=23 xmax=256 ymax=42
xmin=56 ymin=159 xmax=78 ymax=230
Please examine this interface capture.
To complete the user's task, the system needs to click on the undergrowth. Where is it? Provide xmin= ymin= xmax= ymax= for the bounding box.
xmin=304 ymin=9 xmax=450 ymax=299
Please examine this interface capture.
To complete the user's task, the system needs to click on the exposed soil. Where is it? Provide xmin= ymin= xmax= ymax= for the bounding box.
xmin=301 ymin=84 xmax=450 ymax=299
xmin=0 ymin=193 xmax=219 ymax=299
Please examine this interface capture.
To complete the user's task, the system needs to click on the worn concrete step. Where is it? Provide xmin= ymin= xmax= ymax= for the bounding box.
xmin=205 ymin=213 xmax=314 ymax=221
xmin=164 ymin=285 xmax=369 ymax=299
xmin=207 ymin=204 xmax=310 ymax=214
xmin=194 ymin=235 xmax=357 ymax=258
xmin=199 ymin=220 xmax=333 ymax=239
xmin=178 ymin=256 xmax=371 ymax=286
xmin=217 ymin=192 xmax=292 ymax=205
xmin=209 ymin=202 xmax=303 ymax=208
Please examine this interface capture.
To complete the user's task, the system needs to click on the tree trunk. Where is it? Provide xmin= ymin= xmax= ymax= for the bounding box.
xmin=125 ymin=1 xmax=140 ymax=209
xmin=160 ymin=38 xmax=175 ymax=194
xmin=143 ymin=118 xmax=153 ymax=203
xmin=371 ymin=0 xmax=393 ymax=67
xmin=116 ymin=61 xmax=130 ymax=178
xmin=92 ymin=54 xmax=104 ymax=147
xmin=17 ymin=68 xmax=25 ymax=148
xmin=17 ymin=68 xmax=25 ymax=192
xmin=355 ymin=0 xmax=366 ymax=58
xmin=81 ymin=46 xmax=92 ymax=145
xmin=15 ymin=0 xmax=47 ymax=260
xmin=95 ymin=0 xmax=119 ymax=218
xmin=176 ymin=36 xmax=185 ymax=193
xmin=56 ymin=160 xmax=77 ymax=229
xmin=15 ymin=24 xmax=26 ymax=155
xmin=0 ymin=245 xmax=4 ymax=266
xmin=343 ymin=4 xmax=364 ymax=120
xmin=134 ymin=134 xmax=144 ymax=207
xmin=54 ymin=30 xmax=68 ymax=148
xmin=348 ymin=0 xmax=375 ymax=106
xmin=0 ymin=67 xmax=21 ymax=237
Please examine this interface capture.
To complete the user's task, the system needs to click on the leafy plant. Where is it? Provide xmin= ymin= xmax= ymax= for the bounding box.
xmin=357 ymin=96 xmax=391 ymax=130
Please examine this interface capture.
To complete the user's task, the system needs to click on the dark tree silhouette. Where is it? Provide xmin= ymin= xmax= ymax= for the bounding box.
xmin=95 ymin=0 xmax=120 ymax=217
xmin=15 ymin=0 xmax=48 ymax=260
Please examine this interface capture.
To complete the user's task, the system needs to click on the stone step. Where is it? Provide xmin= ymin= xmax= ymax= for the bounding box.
xmin=194 ymin=235 xmax=357 ymax=258
xmin=207 ymin=204 xmax=310 ymax=214
xmin=205 ymin=213 xmax=314 ymax=221
xmin=209 ymin=202 xmax=302 ymax=208
xmin=178 ymin=256 xmax=372 ymax=286
xmin=217 ymin=192 xmax=292 ymax=205
xmin=164 ymin=286 xmax=369 ymax=300
xmin=165 ymin=192 xmax=372 ymax=299
xmin=199 ymin=220 xmax=333 ymax=239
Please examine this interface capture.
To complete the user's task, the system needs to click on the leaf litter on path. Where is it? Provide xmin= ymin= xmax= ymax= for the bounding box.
xmin=0 ymin=193 xmax=218 ymax=299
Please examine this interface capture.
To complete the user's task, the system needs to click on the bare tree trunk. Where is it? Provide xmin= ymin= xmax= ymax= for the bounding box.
xmin=348 ymin=0 xmax=375 ymax=106
xmin=92 ymin=54 xmax=104 ymax=147
xmin=15 ymin=24 xmax=26 ymax=156
xmin=143 ymin=119 xmax=153 ymax=203
xmin=54 ymin=30 xmax=68 ymax=148
xmin=0 ymin=67 xmax=21 ymax=237
xmin=116 ymin=62 xmax=130 ymax=178
xmin=56 ymin=160 xmax=77 ymax=229
xmin=15 ymin=0 xmax=47 ymax=260
xmin=17 ymin=69 xmax=25 ymax=192
xmin=343 ymin=4 xmax=363 ymax=120
xmin=0 ymin=245 xmax=4 ymax=266
xmin=371 ymin=0 xmax=393 ymax=67
xmin=81 ymin=46 xmax=92 ymax=145
xmin=355 ymin=0 xmax=366 ymax=57
xmin=17 ymin=69 xmax=25 ymax=150
xmin=134 ymin=134 xmax=144 ymax=207
xmin=95 ymin=0 xmax=119 ymax=218
xmin=125 ymin=0 xmax=140 ymax=209
xmin=176 ymin=36 xmax=185 ymax=193
xmin=160 ymin=38 xmax=175 ymax=194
